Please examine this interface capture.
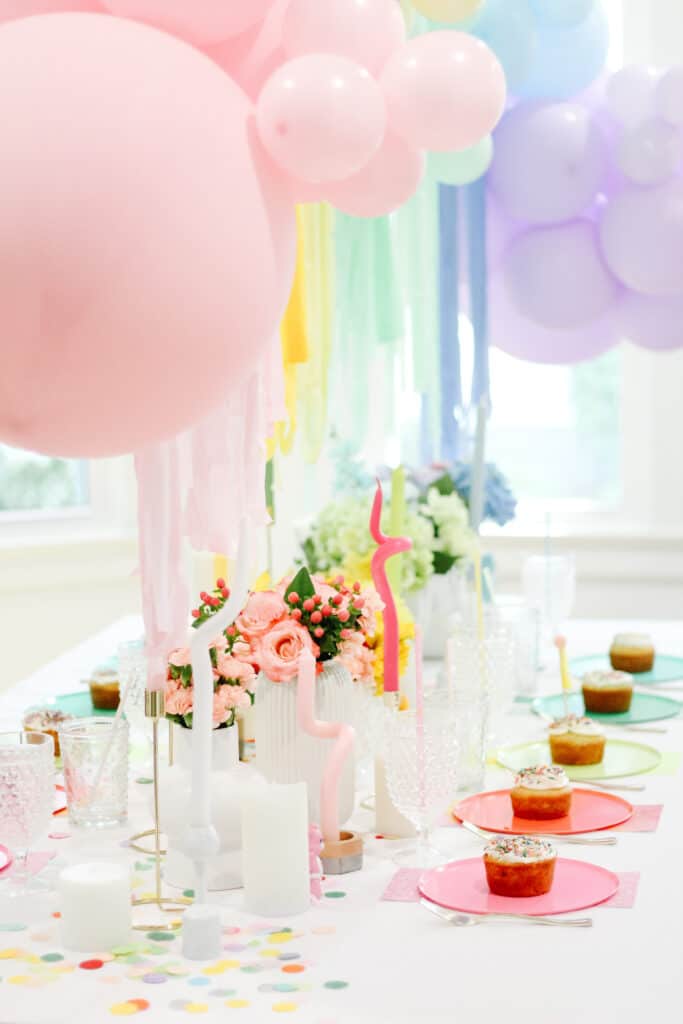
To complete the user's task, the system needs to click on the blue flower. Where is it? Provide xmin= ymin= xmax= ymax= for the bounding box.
xmin=451 ymin=461 xmax=517 ymax=527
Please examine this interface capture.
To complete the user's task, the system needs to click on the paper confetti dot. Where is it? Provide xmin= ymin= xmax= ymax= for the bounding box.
xmin=323 ymin=891 xmax=346 ymax=900
xmin=146 ymin=932 xmax=175 ymax=942
xmin=51 ymin=912 xmax=61 ymax=919
xmin=183 ymin=1004 xmax=208 ymax=1014
xmin=80 ymin=959 xmax=104 ymax=970
xmin=143 ymin=973 xmax=167 ymax=984
xmin=188 ymin=977 xmax=210 ymax=986
xmin=278 ymin=954 xmax=301 ymax=962
xmin=272 ymin=1002 xmax=298 ymax=1013
xmin=223 ymin=944 xmax=247 ymax=953
xmin=209 ymin=989 xmax=237 ymax=998
xmin=240 ymin=964 xmax=263 ymax=974
xmin=165 ymin=965 xmax=190 ymax=977
xmin=223 ymin=926 xmax=240 ymax=935
xmin=0 ymin=949 xmax=20 ymax=959
xmin=93 ymin=952 xmax=116 ymax=963
xmin=261 ymin=950 xmax=281 ymax=959
xmin=136 ymin=777 xmax=154 ymax=785
xmin=312 ymin=926 xmax=336 ymax=935
xmin=273 ymin=984 xmax=299 ymax=993
xmin=0 ymin=923 xmax=27 ymax=932
xmin=225 ymin=1000 xmax=250 ymax=1009
xmin=183 ymin=890 xmax=195 ymax=899
xmin=324 ymin=981 xmax=349 ymax=990
xmin=110 ymin=1003 xmax=138 ymax=1016
xmin=129 ymin=1001 xmax=150 ymax=1011
xmin=8 ymin=976 xmax=31 ymax=984
xmin=30 ymin=932 xmax=54 ymax=942
xmin=217 ymin=959 xmax=240 ymax=970
xmin=112 ymin=946 xmax=137 ymax=957
xmin=41 ymin=953 xmax=64 ymax=962
xmin=282 ymin=965 xmax=305 ymax=974
xmin=48 ymin=832 xmax=71 ymax=839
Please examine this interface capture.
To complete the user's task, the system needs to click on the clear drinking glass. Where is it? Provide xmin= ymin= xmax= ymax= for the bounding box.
xmin=446 ymin=621 xmax=514 ymax=747
xmin=0 ymin=732 xmax=54 ymax=899
xmin=60 ymin=718 xmax=129 ymax=828
xmin=384 ymin=706 xmax=458 ymax=868
xmin=116 ymin=639 xmax=147 ymax=727
xmin=491 ymin=597 xmax=541 ymax=698
xmin=522 ymin=555 xmax=576 ymax=662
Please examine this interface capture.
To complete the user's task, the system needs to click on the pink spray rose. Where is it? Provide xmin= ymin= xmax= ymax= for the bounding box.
xmin=213 ymin=685 xmax=250 ymax=726
xmin=216 ymin=654 xmax=256 ymax=689
xmin=235 ymin=590 xmax=287 ymax=641
xmin=164 ymin=677 xmax=194 ymax=717
xmin=338 ymin=633 xmax=375 ymax=686
xmin=168 ymin=647 xmax=192 ymax=668
xmin=258 ymin=620 xmax=319 ymax=683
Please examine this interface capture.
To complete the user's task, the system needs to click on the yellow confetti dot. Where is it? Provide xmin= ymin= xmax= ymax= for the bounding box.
xmin=218 ymin=959 xmax=240 ymax=970
xmin=201 ymin=964 xmax=225 ymax=976
xmin=0 ymin=949 xmax=20 ymax=959
xmin=260 ymin=949 xmax=281 ymax=958
xmin=8 ymin=975 xmax=31 ymax=984
xmin=272 ymin=1002 xmax=298 ymax=1014
xmin=21 ymin=954 xmax=42 ymax=964
xmin=109 ymin=1003 xmax=138 ymax=1016
xmin=268 ymin=933 xmax=295 ymax=945
xmin=184 ymin=1004 xmax=209 ymax=1014
xmin=139 ymin=891 xmax=156 ymax=901
xmin=225 ymin=1000 xmax=250 ymax=1009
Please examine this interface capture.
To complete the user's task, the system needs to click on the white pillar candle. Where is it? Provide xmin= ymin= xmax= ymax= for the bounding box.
xmin=241 ymin=781 xmax=310 ymax=917
xmin=58 ymin=862 xmax=131 ymax=951
xmin=374 ymin=758 xmax=416 ymax=839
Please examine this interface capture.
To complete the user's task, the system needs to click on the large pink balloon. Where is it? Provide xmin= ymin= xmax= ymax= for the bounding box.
xmin=599 ymin=182 xmax=683 ymax=297
xmin=0 ymin=0 xmax=101 ymax=17
xmin=102 ymin=0 xmax=276 ymax=46
xmin=503 ymin=221 xmax=619 ymax=330
xmin=0 ymin=14 xmax=294 ymax=458
xmin=380 ymin=31 xmax=506 ymax=152
xmin=257 ymin=55 xmax=386 ymax=184
xmin=282 ymin=0 xmax=405 ymax=76
xmin=206 ymin=0 xmax=288 ymax=101
xmin=326 ymin=132 xmax=424 ymax=218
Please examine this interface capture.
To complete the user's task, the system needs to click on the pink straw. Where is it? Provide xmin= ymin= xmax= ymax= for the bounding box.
xmin=369 ymin=480 xmax=412 ymax=695
xmin=297 ymin=648 xmax=355 ymax=844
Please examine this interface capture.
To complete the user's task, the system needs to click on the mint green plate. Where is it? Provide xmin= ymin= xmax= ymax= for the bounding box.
xmin=533 ymin=691 xmax=681 ymax=726
xmin=54 ymin=692 xmax=117 ymax=718
xmin=496 ymin=738 xmax=661 ymax=781
xmin=569 ymin=654 xmax=683 ymax=685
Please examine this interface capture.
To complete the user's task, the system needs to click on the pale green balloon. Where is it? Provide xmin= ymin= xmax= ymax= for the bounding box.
xmin=428 ymin=135 xmax=494 ymax=186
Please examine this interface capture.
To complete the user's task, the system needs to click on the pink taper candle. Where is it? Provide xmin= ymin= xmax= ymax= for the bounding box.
xmin=297 ymin=648 xmax=356 ymax=844
xmin=370 ymin=480 xmax=412 ymax=695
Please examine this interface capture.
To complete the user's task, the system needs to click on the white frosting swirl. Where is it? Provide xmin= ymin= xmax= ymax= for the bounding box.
xmin=611 ymin=633 xmax=652 ymax=649
xmin=513 ymin=765 xmax=570 ymax=790
xmin=583 ymin=670 xmax=633 ymax=690
xmin=484 ymin=835 xmax=557 ymax=864
xmin=548 ymin=714 xmax=605 ymax=737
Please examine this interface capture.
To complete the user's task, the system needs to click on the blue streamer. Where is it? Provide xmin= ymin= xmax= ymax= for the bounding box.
xmin=438 ymin=184 xmax=461 ymax=463
xmin=419 ymin=392 xmax=434 ymax=466
xmin=466 ymin=177 xmax=490 ymax=405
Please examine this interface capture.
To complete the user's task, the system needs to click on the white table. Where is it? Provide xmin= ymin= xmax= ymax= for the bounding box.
xmin=1 ymin=619 xmax=681 ymax=1024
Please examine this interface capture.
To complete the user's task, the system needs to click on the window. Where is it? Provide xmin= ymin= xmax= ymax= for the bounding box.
xmin=0 ymin=445 xmax=89 ymax=516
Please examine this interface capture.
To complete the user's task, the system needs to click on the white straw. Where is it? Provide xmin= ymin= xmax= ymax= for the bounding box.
xmin=87 ymin=674 xmax=134 ymax=807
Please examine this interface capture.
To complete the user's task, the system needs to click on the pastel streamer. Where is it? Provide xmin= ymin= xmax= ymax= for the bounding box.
xmin=438 ymin=183 xmax=462 ymax=463
xmin=297 ymin=648 xmax=356 ymax=844
xmin=466 ymin=176 xmax=490 ymax=405
xmin=299 ymin=204 xmax=335 ymax=463
xmin=370 ymin=480 xmax=413 ymax=696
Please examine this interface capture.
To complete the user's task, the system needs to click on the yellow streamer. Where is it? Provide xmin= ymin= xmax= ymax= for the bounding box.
xmin=299 ymin=203 xmax=335 ymax=464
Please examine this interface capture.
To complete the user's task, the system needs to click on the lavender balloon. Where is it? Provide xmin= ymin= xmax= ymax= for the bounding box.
xmin=619 ymin=291 xmax=683 ymax=351
xmin=605 ymin=65 xmax=659 ymax=128
xmin=503 ymin=221 xmax=619 ymax=329
xmin=489 ymin=101 xmax=605 ymax=223
xmin=656 ymin=66 xmax=683 ymax=127
xmin=599 ymin=182 xmax=683 ymax=297
xmin=616 ymin=118 xmax=681 ymax=186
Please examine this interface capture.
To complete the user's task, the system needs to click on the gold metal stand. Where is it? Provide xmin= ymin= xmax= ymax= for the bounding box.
xmin=131 ymin=691 xmax=192 ymax=931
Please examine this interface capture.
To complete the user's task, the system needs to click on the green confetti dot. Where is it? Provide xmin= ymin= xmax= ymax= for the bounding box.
xmin=240 ymin=964 xmax=262 ymax=974
xmin=134 ymin=861 xmax=153 ymax=871
xmin=146 ymin=932 xmax=176 ymax=943
xmin=0 ymin=923 xmax=28 ymax=932
xmin=324 ymin=981 xmax=349 ymax=990
xmin=41 ymin=953 xmax=64 ymax=963
xmin=136 ymin=776 xmax=154 ymax=785
xmin=324 ymin=891 xmax=346 ymax=899
xmin=183 ymin=889 xmax=195 ymax=899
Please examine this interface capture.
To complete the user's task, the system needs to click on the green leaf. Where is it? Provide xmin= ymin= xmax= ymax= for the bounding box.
xmin=432 ymin=473 xmax=455 ymax=497
xmin=432 ymin=550 xmax=457 ymax=575
xmin=286 ymin=566 xmax=315 ymax=601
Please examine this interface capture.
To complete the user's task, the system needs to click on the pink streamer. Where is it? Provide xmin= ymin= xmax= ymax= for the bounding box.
xmin=369 ymin=480 xmax=412 ymax=695
xmin=297 ymin=648 xmax=355 ymax=844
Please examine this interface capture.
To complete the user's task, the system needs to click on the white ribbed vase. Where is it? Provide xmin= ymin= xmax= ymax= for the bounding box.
xmin=254 ymin=660 xmax=355 ymax=825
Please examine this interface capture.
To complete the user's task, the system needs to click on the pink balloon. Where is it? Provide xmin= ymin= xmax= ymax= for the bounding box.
xmin=327 ymin=132 xmax=424 ymax=218
xmin=206 ymin=0 xmax=288 ymax=101
xmin=380 ymin=31 xmax=506 ymax=152
xmin=282 ymin=0 xmax=405 ymax=76
xmin=0 ymin=0 xmax=101 ymax=16
xmin=102 ymin=0 xmax=276 ymax=46
xmin=256 ymin=55 xmax=386 ymax=184
xmin=503 ymin=221 xmax=619 ymax=329
xmin=0 ymin=14 xmax=295 ymax=458
xmin=619 ymin=291 xmax=683 ymax=351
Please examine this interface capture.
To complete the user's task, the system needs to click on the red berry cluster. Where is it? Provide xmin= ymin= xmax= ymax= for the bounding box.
xmin=191 ymin=578 xmax=231 ymax=628
xmin=284 ymin=569 xmax=365 ymax=663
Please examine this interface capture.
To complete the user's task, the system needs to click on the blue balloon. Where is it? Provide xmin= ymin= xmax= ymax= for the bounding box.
xmin=517 ymin=5 xmax=609 ymax=100
xmin=468 ymin=0 xmax=539 ymax=93
xmin=530 ymin=0 xmax=596 ymax=29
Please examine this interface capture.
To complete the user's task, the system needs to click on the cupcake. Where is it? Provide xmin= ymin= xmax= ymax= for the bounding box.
xmin=548 ymin=715 xmax=606 ymax=766
xmin=609 ymin=633 xmax=654 ymax=674
xmin=510 ymin=765 xmax=572 ymax=820
xmin=582 ymin=670 xmax=634 ymax=714
xmin=23 ymin=708 xmax=73 ymax=758
xmin=89 ymin=667 xmax=120 ymax=711
xmin=483 ymin=835 xmax=557 ymax=898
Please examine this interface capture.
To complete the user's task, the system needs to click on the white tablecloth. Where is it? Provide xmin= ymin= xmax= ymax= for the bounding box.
xmin=1 ymin=618 xmax=682 ymax=1024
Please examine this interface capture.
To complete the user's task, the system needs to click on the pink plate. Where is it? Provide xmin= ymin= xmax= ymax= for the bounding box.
xmin=53 ymin=785 xmax=67 ymax=816
xmin=419 ymin=857 xmax=619 ymax=916
xmin=453 ymin=788 xmax=632 ymax=835
xmin=0 ymin=845 xmax=12 ymax=874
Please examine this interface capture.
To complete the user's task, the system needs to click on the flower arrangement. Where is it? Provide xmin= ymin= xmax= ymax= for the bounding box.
xmin=166 ymin=568 xmax=383 ymax=723
xmin=410 ymin=462 xmax=517 ymax=529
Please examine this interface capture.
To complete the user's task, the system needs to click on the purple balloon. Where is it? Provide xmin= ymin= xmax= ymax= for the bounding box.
xmin=502 ymin=221 xmax=619 ymax=329
xmin=616 ymin=117 xmax=681 ymax=186
xmin=489 ymin=271 xmax=618 ymax=364
xmin=619 ymin=291 xmax=683 ymax=350
xmin=489 ymin=101 xmax=606 ymax=224
xmin=599 ymin=181 xmax=683 ymax=296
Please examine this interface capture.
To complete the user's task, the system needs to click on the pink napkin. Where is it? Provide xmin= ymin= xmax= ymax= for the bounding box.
xmin=382 ymin=868 xmax=640 ymax=909
xmin=613 ymin=804 xmax=662 ymax=832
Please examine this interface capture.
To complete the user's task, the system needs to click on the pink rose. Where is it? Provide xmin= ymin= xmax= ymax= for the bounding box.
xmin=164 ymin=677 xmax=194 ymax=717
xmin=216 ymin=654 xmax=256 ymax=689
xmin=257 ymin=620 xmax=319 ymax=683
xmin=168 ymin=647 xmax=191 ymax=668
xmin=213 ymin=685 xmax=250 ymax=726
xmin=339 ymin=633 xmax=375 ymax=685
xmin=236 ymin=590 xmax=287 ymax=641
xmin=357 ymin=585 xmax=384 ymax=636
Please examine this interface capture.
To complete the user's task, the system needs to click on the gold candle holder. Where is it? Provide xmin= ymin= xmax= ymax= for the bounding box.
xmin=131 ymin=690 xmax=192 ymax=931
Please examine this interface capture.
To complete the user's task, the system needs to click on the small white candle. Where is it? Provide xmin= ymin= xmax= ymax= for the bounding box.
xmin=241 ymin=780 xmax=310 ymax=917
xmin=374 ymin=758 xmax=416 ymax=839
xmin=59 ymin=862 xmax=131 ymax=951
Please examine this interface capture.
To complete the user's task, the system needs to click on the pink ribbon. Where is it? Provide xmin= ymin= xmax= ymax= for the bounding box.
xmin=370 ymin=480 xmax=412 ymax=695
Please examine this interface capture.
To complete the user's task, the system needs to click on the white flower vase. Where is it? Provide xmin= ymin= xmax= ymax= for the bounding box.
xmin=407 ymin=568 xmax=467 ymax=660
xmin=254 ymin=660 xmax=355 ymax=826
xmin=159 ymin=724 xmax=255 ymax=892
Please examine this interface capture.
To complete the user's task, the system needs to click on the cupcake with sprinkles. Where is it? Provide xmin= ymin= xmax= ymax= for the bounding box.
xmin=548 ymin=714 xmax=606 ymax=766
xmin=582 ymin=669 xmax=634 ymax=714
xmin=510 ymin=765 xmax=572 ymax=820
xmin=483 ymin=835 xmax=557 ymax=898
